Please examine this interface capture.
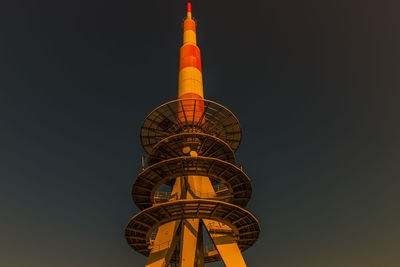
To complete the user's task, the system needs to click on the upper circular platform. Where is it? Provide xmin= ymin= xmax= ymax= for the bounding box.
xmin=147 ymin=132 xmax=235 ymax=165
xmin=141 ymin=99 xmax=242 ymax=153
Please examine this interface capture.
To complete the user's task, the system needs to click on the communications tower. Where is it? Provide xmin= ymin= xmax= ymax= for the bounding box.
xmin=125 ymin=3 xmax=260 ymax=266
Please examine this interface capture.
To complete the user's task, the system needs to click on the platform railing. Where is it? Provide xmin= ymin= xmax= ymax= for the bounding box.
xmin=204 ymin=243 xmax=216 ymax=253
xmin=154 ymin=184 xmax=229 ymax=202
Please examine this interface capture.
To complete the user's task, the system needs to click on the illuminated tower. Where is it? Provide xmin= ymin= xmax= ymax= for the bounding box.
xmin=125 ymin=3 xmax=260 ymax=266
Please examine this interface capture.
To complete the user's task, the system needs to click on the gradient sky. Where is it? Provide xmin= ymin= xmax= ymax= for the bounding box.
xmin=1 ymin=0 xmax=399 ymax=266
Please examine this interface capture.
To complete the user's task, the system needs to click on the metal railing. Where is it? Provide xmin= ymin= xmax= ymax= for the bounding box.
xmin=154 ymin=184 xmax=229 ymax=203
xmin=204 ymin=243 xmax=216 ymax=253
xmin=148 ymin=240 xmax=171 ymax=251
xmin=213 ymin=184 xmax=228 ymax=193
xmin=150 ymin=229 xmax=158 ymax=241
xmin=154 ymin=191 xmax=171 ymax=201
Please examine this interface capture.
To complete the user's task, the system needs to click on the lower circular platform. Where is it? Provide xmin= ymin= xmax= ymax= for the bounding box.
xmin=125 ymin=199 xmax=260 ymax=263
xmin=132 ymin=156 xmax=252 ymax=210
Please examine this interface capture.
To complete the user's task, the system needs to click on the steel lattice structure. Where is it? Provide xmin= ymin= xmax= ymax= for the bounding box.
xmin=125 ymin=3 xmax=259 ymax=266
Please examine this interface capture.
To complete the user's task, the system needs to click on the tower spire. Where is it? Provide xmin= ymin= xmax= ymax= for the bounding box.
xmin=187 ymin=2 xmax=192 ymax=19
xmin=178 ymin=2 xmax=203 ymax=100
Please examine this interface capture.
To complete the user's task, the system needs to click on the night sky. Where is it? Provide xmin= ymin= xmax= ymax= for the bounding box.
xmin=1 ymin=0 xmax=400 ymax=266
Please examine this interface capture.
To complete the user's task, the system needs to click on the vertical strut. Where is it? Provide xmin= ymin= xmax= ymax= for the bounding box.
xmin=195 ymin=221 xmax=205 ymax=267
xmin=179 ymin=219 xmax=200 ymax=266
xmin=146 ymin=177 xmax=184 ymax=267
xmin=146 ymin=220 xmax=182 ymax=267
xmin=204 ymin=219 xmax=247 ymax=267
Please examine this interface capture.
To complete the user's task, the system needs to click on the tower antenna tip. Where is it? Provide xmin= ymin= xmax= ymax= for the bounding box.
xmin=187 ymin=2 xmax=192 ymax=13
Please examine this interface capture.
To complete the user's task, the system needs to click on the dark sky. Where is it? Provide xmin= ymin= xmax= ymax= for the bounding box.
xmin=1 ymin=0 xmax=399 ymax=266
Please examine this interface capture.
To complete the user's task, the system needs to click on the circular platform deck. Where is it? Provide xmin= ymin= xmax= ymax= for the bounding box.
xmin=147 ymin=132 xmax=235 ymax=165
xmin=132 ymin=156 xmax=252 ymax=210
xmin=125 ymin=199 xmax=260 ymax=262
xmin=140 ymin=99 xmax=242 ymax=153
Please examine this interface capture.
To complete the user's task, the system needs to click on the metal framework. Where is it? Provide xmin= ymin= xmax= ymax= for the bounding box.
xmin=125 ymin=99 xmax=260 ymax=266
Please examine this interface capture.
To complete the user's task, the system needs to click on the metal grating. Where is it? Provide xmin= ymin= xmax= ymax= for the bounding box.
xmin=132 ymin=156 xmax=252 ymax=210
xmin=125 ymin=199 xmax=260 ymax=262
xmin=141 ymin=99 xmax=242 ymax=153
xmin=147 ymin=132 xmax=235 ymax=165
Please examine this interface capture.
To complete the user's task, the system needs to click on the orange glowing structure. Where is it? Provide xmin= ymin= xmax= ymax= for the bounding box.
xmin=125 ymin=3 xmax=259 ymax=266
xmin=178 ymin=2 xmax=204 ymax=125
